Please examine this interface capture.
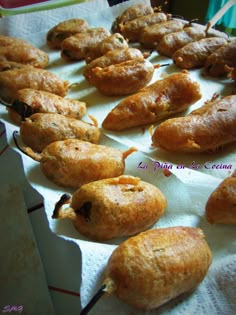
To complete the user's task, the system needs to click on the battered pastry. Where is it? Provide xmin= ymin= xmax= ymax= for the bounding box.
xmin=206 ymin=171 xmax=236 ymax=224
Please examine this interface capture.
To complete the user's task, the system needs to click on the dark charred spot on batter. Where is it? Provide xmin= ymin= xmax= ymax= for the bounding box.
xmin=75 ymin=201 xmax=92 ymax=221
xmin=46 ymin=30 xmax=54 ymax=42
xmin=55 ymin=33 xmax=68 ymax=41
xmin=217 ymin=108 xmax=227 ymax=112
xmin=12 ymin=100 xmax=35 ymax=120
xmin=206 ymin=64 xmax=213 ymax=72
xmin=62 ymin=50 xmax=72 ymax=58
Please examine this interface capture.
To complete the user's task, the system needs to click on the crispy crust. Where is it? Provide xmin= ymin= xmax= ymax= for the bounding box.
xmin=85 ymin=33 xmax=129 ymax=63
xmin=206 ymin=171 xmax=236 ymax=224
xmin=20 ymin=113 xmax=100 ymax=152
xmin=88 ymin=58 xmax=154 ymax=96
xmin=83 ymin=47 xmax=143 ymax=81
xmin=173 ymin=37 xmax=228 ymax=69
xmin=102 ymin=72 xmax=201 ymax=130
xmin=112 ymin=4 xmax=154 ymax=32
xmin=140 ymin=19 xmax=186 ymax=49
xmin=157 ymin=26 xmax=206 ymax=57
xmin=0 ymin=68 xmax=69 ymax=104
xmin=120 ymin=12 xmax=168 ymax=42
xmin=40 ymin=139 xmax=126 ymax=188
xmin=0 ymin=35 xmax=49 ymax=68
xmin=204 ymin=40 xmax=236 ymax=77
xmin=104 ymin=226 xmax=212 ymax=310
xmin=69 ymin=175 xmax=166 ymax=240
xmin=46 ymin=18 xmax=89 ymax=49
xmin=8 ymin=88 xmax=85 ymax=125
xmin=61 ymin=27 xmax=111 ymax=61
xmin=152 ymin=95 xmax=236 ymax=152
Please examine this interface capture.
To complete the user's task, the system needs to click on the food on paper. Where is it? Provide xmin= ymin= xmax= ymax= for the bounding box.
xmin=87 ymin=58 xmax=154 ymax=96
xmin=112 ymin=3 xmax=154 ymax=33
xmin=102 ymin=72 xmax=201 ymax=130
xmin=84 ymin=33 xmax=129 ymax=64
xmin=204 ymin=39 xmax=236 ymax=77
xmin=83 ymin=227 xmax=212 ymax=311
xmin=173 ymin=37 xmax=228 ymax=69
xmin=157 ymin=25 xmax=207 ymax=57
xmin=7 ymin=88 xmax=85 ymax=125
xmin=119 ymin=12 xmax=169 ymax=42
xmin=0 ymin=68 xmax=69 ymax=104
xmin=46 ymin=18 xmax=89 ymax=49
xmin=20 ymin=113 xmax=100 ymax=152
xmin=139 ymin=19 xmax=187 ymax=49
xmin=61 ymin=27 xmax=111 ymax=61
xmin=21 ymin=139 xmax=136 ymax=188
xmin=0 ymin=35 xmax=49 ymax=69
xmin=52 ymin=175 xmax=166 ymax=241
xmin=83 ymin=47 xmax=143 ymax=82
xmin=152 ymin=94 xmax=236 ymax=153
xmin=206 ymin=170 xmax=236 ymax=224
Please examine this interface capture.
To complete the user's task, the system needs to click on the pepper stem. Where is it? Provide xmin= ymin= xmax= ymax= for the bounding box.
xmin=80 ymin=284 xmax=107 ymax=315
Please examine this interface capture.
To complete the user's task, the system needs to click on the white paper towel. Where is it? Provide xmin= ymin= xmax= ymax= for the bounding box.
xmin=0 ymin=0 xmax=236 ymax=314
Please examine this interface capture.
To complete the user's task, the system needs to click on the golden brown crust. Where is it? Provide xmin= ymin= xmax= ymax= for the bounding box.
xmin=0 ymin=35 xmax=49 ymax=68
xmin=0 ymin=68 xmax=69 ymax=104
xmin=20 ymin=113 xmax=100 ymax=152
xmin=88 ymin=58 xmax=154 ymax=96
xmin=206 ymin=171 xmax=236 ymax=224
xmin=152 ymin=95 xmax=236 ymax=152
xmin=84 ymin=33 xmax=129 ymax=63
xmin=61 ymin=27 xmax=111 ymax=61
xmin=104 ymin=226 xmax=212 ymax=310
xmin=204 ymin=40 xmax=236 ymax=77
xmin=40 ymin=139 xmax=127 ymax=188
xmin=0 ymin=60 xmax=33 ymax=72
xmin=120 ymin=12 xmax=168 ymax=42
xmin=102 ymin=72 xmax=201 ymax=130
xmin=157 ymin=26 xmax=206 ymax=57
xmin=140 ymin=19 xmax=186 ymax=49
xmin=173 ymin=37 xmax=228 ymax=69
xmin=112 ymin=4 xmax=154 ymax=33
xmin=83 ymin=47 xmax=143 ymax=82
xmin=64 ymin=175 xmax=167 ymax=240
xmin=7 ymin=88 xmax=85 ymax=124
xmin=46 ymin=18 xmax=89 ymax=49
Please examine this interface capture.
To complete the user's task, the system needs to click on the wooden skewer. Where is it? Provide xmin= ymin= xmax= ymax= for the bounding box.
xmin=80 ymin=284 xmax=107 ymax=315
xmin=206 ymin=0 xmax=236 ymax=32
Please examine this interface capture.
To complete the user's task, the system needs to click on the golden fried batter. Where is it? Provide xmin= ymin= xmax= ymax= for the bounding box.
xmin=24 ymin=139 xmax=136 ymax=188
xmin=20 ymin=113 xmax=99 ymax=152
xmin=53 ymin=175 xmax=166 ymax=241
xmin=46 ymin=18 xmax=89 ymax=49
xmin=88 ymin=58 xmax=154 ymax=96
xmin=157 ymin=26 xmax=206 ymax=57
xmin=83 ymin=47 xmax=143 ymax=82
xmin=61 ymin=27 xmax=111 ymax=61
xmin=119 ymin=12 xmax=168 ymax=42
xmin=206 ymin=171 xmax=236 ymax=224
xmin=101 ymin=227 xmax=212 ymax=310
xmin=0 ymin=35 xmax=48 ymax=68
xmin=0 ymin=68 xmax=69 ymax=104
xmin=173 ymin=37 xmax=228 ymax=69
xmin=152 ymin=95 xmax=236 ymax=152
xmin=204 ymin=40 xmax=236 ymax=77
xmin=102 ymin=72 xmax=201 ymax=130
xmin=85 ymin=33 xmax=129 ymax=63
xmin=0 ymin=60 xmax=31 ymax=72
xmin=140 ymin=19 xmax=186 ymax=49
xmin=112 ymin=3 xmax=154 ymax=33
